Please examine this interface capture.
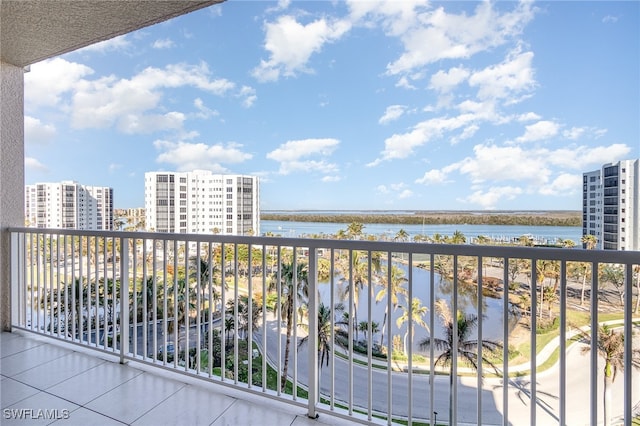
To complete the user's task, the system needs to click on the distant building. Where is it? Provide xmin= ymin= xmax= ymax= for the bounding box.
xmin=144 ymin=170 xmax=259 ymax=235
xmin=114 ymin=207 xmax=145 ymax=230
xmin=25 ymin=181 xmax=113 ymax=230
xmin=583 ymin=159 xmax=639 ymax=250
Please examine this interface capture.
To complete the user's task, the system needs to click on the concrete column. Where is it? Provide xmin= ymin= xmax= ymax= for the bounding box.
xmin=0 ymin=62 xmax=25 ymax=331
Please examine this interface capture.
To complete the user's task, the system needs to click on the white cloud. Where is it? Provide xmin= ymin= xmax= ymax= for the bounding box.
xmin=71 ymin=62 xmax=235 ymax=132
xmin=379 ymin=105 xmax=406 ymax=124
xmin=25 ymin=58 xmax=93 ymax=108
xmin=238 ymin=86 xmax=257 ymax=108
xmin=154 ymin=140 xmax=252 ymax=172
xmin=454 ymin=143 xmax=550 ymax=184
xmin=368 ymin=113 xmax=476 ymax=165
xmin=602 ymin=15 xmax=619 ymax=24
xmin=267 ymin=138 xmax=340 ymax=175
xmin=546 ymin=144 xmax=631 ymax=170
xmin=152 ymin=38 xmax=175 ymax=49
xmin=398 ymin=189 xmax=414 ymax=199
xmin=516 ymin=112 xmax=541 ymax=122
xmin=76 ymin=35 xmax=131 ymax=53
xmin=395 ymin=76 xmax=417 ymax=90
xmin=25 ymin=157 xmax=48 ymax=172
xmin=460 ymin=186 xmax=523 ymax=209
xmin=24 ymin=116 xmax=55 ymax=144
xmin=193 ymin=98 xmax=219 ymax=119
xmin=468 ymin=49 xmax=536 ymax=102
xmin=118 ymin=112 xmax=185 ymax=134
xmin=538 ymin=173 xmax=582 ymax=196
xmin=108 ymin=163 xmax=123 ymax=173
xmin=429 ymin=66 xmax=470 ymax=93
xmin=321 ymin=175 xmax=341 ymax=183
xmin=415 ymin=169 xmax=450 ymax=185
xmin=25 ymin=59 xmax=245 ymax=135
xmin=252 ymin=15 xmax=351 ymax=82
xmin=562 ymin=126 xmax=607 ymax=140
xmin=376 ymin=182 xmax=413 ymax=199
xmin=380 ymin=1 xmax=535 ymax=75
xmin=515 ymin=120 xmax=560 ymax=143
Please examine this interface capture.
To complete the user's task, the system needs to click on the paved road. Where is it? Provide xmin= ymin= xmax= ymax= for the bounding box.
xmin=255 ymin=318 xmax=640 ymax=425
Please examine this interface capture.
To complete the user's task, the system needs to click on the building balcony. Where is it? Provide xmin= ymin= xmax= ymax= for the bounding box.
xmin=3 ymin=228 xmax=640 ymax=425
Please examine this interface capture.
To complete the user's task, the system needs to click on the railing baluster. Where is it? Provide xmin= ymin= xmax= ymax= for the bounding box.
xmin=173 ymin=240 xmax=179 ymax=369
xmin=233 ymin=243 xmax=239 ymax=384
xmin=261 ymin=244 xmax=267 ymax=392
xmin=120 ymin=237 xmax=129 ymax=363
xmin=429 ymin=253 xmax=435 ymax=426
xmin=208 ymin=242 xmax=214 ymax=378
xmin=559 ymin=260 xmax=567 ymax=425
xmin=367 ymin=251 xmax=373 ymax=422
xmin=530 ymin=257 xmax=537 ymax=426
xmin=220 ymin=242 xmax=226 ymax=382
xmin=502 ymin=257 xmax=510 ymax=426
xmin=386 ymin=250 xmax=393 ymax=426
xmin=153 ymin=240 xmax=158 ymax=363
xmin=407 ymin=252 xmax=413 ymax=426
xmin=623 ymin=262 xmax=633 ymax=423
xmin=196 ymin=241 xmax=201 ymax=374
xmin=276 ymin=244 xmax=282 ymax=395
xmin=184 ymin=241 xmax=189 ymax=372
xmin=132 ymin=239 xmax=138 ymax=357
xmin=590 ymin=260 xmax=598 ymax=426
xmin=477 ymin=255 xmax=483 ymax=426
xmin=293 ymin=246 xmax=298 ymax=400
xmin=162 ymin=239 xmax=168 ymax=364
xmin=307 ymin=246 xmax=318 ymax=419
xmin=330 ymin=247 xmax=336 ymax=412
xmin=348 ymin=249 xmax=354 ymax=414
xmin=248 ymin=243 xmax=253 ymax=388
xmin=452 ymin=254 xmax=458 ymax=426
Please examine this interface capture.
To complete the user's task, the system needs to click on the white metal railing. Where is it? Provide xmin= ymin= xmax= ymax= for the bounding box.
xmin=9 ymin=227 xmax=640 ymax=425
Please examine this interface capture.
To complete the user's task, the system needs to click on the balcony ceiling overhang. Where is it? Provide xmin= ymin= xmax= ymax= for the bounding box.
xmin=1 ymin=0 xmax=223 ymax=68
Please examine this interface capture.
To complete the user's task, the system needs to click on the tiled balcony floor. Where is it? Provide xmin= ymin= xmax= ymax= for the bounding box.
xmin=1 ymin=331 xmax=357 ymax=426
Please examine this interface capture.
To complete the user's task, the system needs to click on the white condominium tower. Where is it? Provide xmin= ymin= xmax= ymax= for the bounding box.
xmin=145 ymin=170 xmax=259 ymax=235
xmin=25 ymin=181 xmax=114 ymax=230
xmin=582 ymin=159 xmax=639 ymax=250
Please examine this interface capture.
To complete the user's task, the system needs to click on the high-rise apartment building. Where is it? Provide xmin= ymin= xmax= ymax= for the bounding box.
xmin=144 ymin=170 xmax=259 ymax=235
xmin=25 ymin=181 xmax=114 ymax=230
xmin=582 ymin=159 xmax=639 ymax=250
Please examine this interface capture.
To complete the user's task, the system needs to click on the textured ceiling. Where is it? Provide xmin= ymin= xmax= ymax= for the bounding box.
xmin=1 ymin=0 xmax=223 ymax=67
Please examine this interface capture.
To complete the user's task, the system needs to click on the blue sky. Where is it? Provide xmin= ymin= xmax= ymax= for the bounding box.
xmin=24 ymin=0 xmax=639 ymax=210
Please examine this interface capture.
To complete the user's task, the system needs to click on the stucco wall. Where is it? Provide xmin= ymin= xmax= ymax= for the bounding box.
xmin=0 ymin=62 xmax=25 ymax=330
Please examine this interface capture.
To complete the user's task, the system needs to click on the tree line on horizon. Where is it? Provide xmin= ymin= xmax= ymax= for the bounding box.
xmin=261 ymin=213 xmax=582 ymax=227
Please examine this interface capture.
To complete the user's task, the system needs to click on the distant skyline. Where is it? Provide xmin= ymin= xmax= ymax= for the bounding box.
xmin=24 ymin=1 xmax=639 ymax=210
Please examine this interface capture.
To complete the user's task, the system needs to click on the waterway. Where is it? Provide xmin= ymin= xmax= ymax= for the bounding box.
xmin=262 ymin=220 xmax=582 ymax=245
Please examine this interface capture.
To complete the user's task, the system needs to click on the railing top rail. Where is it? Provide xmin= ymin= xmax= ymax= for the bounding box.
xmin=8 ymin=227 xmax=639 ymax=264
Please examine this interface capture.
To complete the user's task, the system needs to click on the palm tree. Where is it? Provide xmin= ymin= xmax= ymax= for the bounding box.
xmin=338 ymin=250 xmax=380 ymax=341
xmin=270 ymin=261 xmax=309 ymax=389
xmin=581 ymin=234 xmax=597 ymax=250
xmin=449 ymin=230 xmax=466 ymax=244
xmin=375 ymin=264 xmax=407 ymax=346
xmin=600 ymin=264 xmax=625 ymax=306
xmin=579 ymin=325 xmax=640 ymax=426
xmin=419 ymin=299 xmax=502 ymax=423
xmin=395 ymin=297 xmax=428 ymax=355
xmin=298 ymin=302 xmax=333 ymax=368
xmin=394 ymin=229 xmax=409 ymax=242
xmin=346 ymin=222 xmax=364 ymax=239
xmin=225 ymin=296 xmax=261 ymax=341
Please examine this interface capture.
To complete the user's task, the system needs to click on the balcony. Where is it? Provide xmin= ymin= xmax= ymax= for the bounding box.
xmin=4 ymin=228 xmax=640 ymax=425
